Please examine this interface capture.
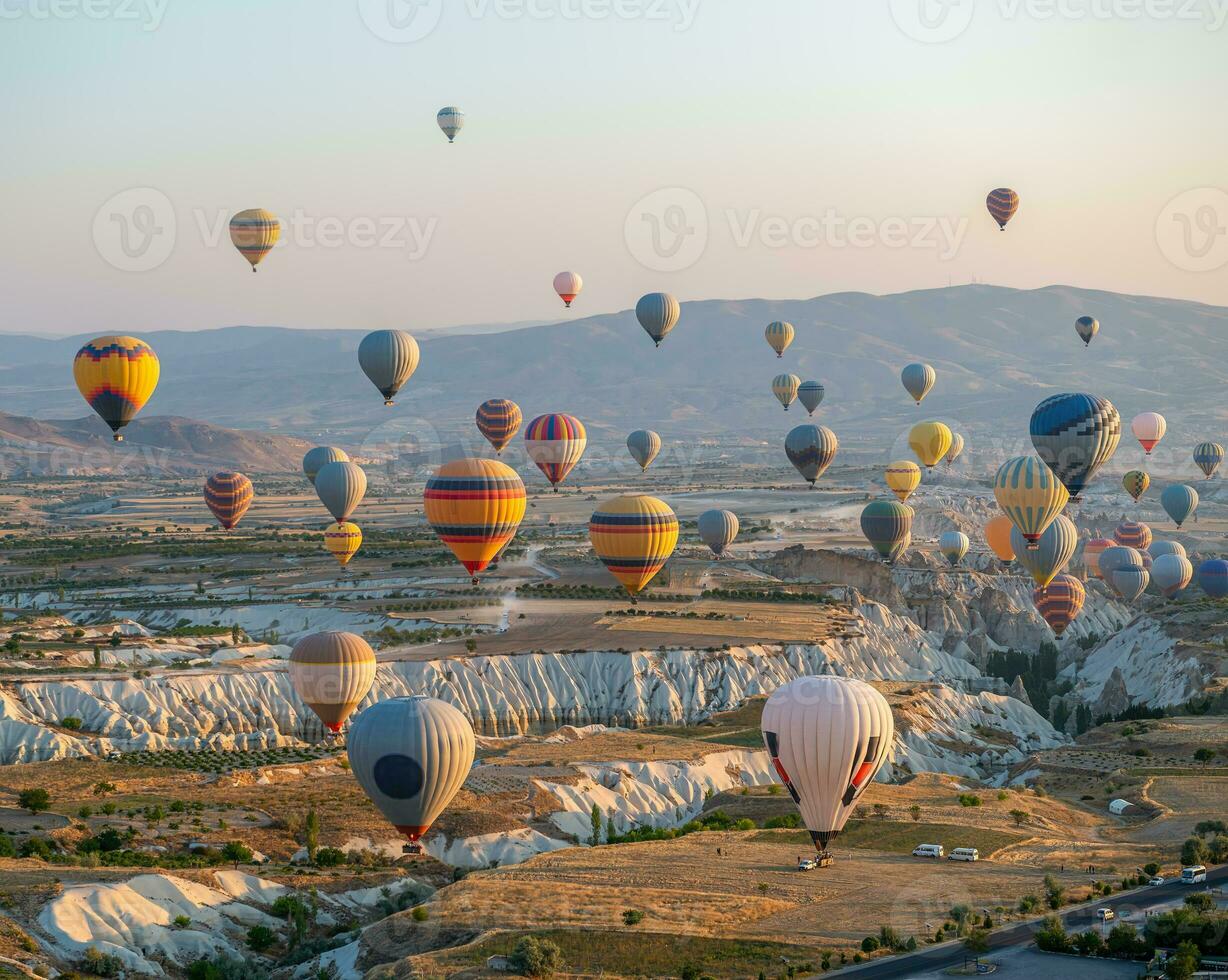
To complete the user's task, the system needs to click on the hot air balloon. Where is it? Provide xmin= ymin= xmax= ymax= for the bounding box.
xmin=986 ymin=187 xmax=1019 ymax=230
xmin=1131 ymin=413 xmax=1167 ymax=455
xmin=1149 ymin=540 xmax=1187 ymax=561
xmin=1113 ymin=565 xmax=1149 ymax=603
xmin=944 ymin=433 xmax=965 ymax=468
xmin=1029 ymin=393 xmax=1121 ymax=501
xmin=993 ymin=456 xmax=1069 ymax=550
xmin=437 ymin=106 xmax=465 ymax=142
xmin=348 ymin=695 xmax=474 ymax=852
xmin=939 ymin=531 xmax=969 ymax=567
xmin=697 ymin=509 xmax=739 ymax=558
xmin=476 ymin=399 xmax=522 ymax=455
xmin=1034 ymin=574 xmax=1085 ymax=637
xmin=229 ymin=208 xmax=280 ymax=271
xmin=985 ymin=515 xmax=1016 ymax=564
xmin=626 ymin=430 xmax=662 ymax=472
xmin=315 ymin=461 xmax=367 ymax=523
xmin=303 ymin=447 xmax=349 ymax=486
xmin=1152 ymin=553 xmax=1193 ymax=598
xmin=761 ymin=675 xmax=893 ymax=861
xmin=772 ymin=374 xmax=800 ymax=411
xmin=884 ymin=460 xmax=921 ymax=503
xmin=797 ymin=381 xmax=825 ymax=416
xmin=1194 ymin=442 xmax=1224 ymax=479
xmin=1082 ymin=537 xmax=1114 ymax=579
xmin=1075 ymin=316 xmax=1099 ymax=348
xmin=204 ymin=472 xmax=254 ymax=531
xmin=1199 ymin=559 xmax=1228 ymax=598
xmin=909 ymin=421 xmax=953 ymax=470
xmin=1161 ymin=484 xmax=1199 ymax=528
xmin=1123 ymin=470 xmax=1150 ymax=502
xmin=73 ymin=336 xmax=160 ymax=441
xmin=1114 ymin=521 xmax=1152 ymax=552
xmin=588 ymin=495 xmax=678 ymax=598
xmin=524 ymin=414 xmax=586 ymax=490
xmin=1099 ymin=546 xmax=1142 ymax=592
xmin=324 ymin=522 xmax=362 ymax=567
xmin=764 ymin=321 xmax=795 ymax=358
xmin=288 ymin=631 xmax=376 ymax=735
xmin=860 ymin=500 xmax=913 ymax=563
xmin=553 ymin=271 xmax=582 ymax=308
xmin=424 ymin=459 xmax=526 ymax=583
xmin=358 ymin=330 xmax=420 ymax=406
xmin=635 ymin=292 xmax=680 ymax=347
xmin=900 ymin=363 xmax=936 ymax=405
xmin=1011 ymin=514 xmax=1077 ymax=590
xmin=785 ymin=425 xmax=838 ymax=487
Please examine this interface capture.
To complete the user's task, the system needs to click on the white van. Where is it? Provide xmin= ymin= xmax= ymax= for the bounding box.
xmin=1181 ymin=865 xmax=1207 ymax=884
xmin=949 ymin=848 xmax=980 ymax=862
xmin=912 ymin=844 xmax=944 ymax=858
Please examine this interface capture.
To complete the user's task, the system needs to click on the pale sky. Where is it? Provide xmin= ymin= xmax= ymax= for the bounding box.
xmin=3 ymin=0 xmax=1227 ymax=335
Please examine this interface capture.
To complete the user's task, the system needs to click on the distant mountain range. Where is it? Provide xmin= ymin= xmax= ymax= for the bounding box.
xmin=0 ymin=412 xmax=311 ymax=477
xmin=4 ymin=285 xmax=1226 ymax=473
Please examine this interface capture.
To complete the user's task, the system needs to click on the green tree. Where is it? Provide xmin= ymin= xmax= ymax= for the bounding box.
xmin=222 ymin=841 xmax=253 ymax=867
xmin=18 ymin=788 xmax=49 ymax=814
xmin=231 ymin=624 xmax=242 ymax=645
xmin=1034 ymin=915 xmax=1069 ymax=953
xmin=245 ymin=926 xmax=275 ymax=953
xmin=590 ymin=802 xmax=602 ymax=845
xmin=1166 ymin=941 xmax=1202 ymax=980
xmin=1073 ymin=930 xmax=1102 ymax=956
xmin=1194 ymin=747 xmax=1217 ymax=768
xmin=93 ymin=645 xmax=102 ymax=668
xmin=1181 ymin=837 xmax=1208 ymax=867
xmin=963 ymin=929 xmax=989 ymax=964
xmin=1043 ymin=874 xmax=1066 ymax=910
xmin=1009 ymin=808 xmax=1027 ymax=827
xmin=908 ymin=804 xmax=921 ymax=822
xmin=1104 ymin=923 xmax=1144 ymax=959
xmin=621 ymin=909 xmax=644 ymax=926
xmin=109 ymin=631 xmax=122 ymax=647
xmin=304 ymin=807 xmax=320 ymax=862
xmin=508 ymin=936 xmax=563 ymax=978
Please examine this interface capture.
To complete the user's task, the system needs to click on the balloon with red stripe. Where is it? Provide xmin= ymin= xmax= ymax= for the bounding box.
xmin=424 ymin=459 xmax=526 ymax=583
xmin=204 ymin=472 xmax=254 ymax=530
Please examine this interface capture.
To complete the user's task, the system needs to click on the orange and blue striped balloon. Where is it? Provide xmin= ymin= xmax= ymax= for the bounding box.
xmin=476 ymin=399 xmax=523 ymax=455
xmin=986 ymin=188 xmax=1019 ymax=230
xmin=1033 ymin=573 xmax=1085 ymax=637
xmin=229 ymin=208 xmax=280 ymax=271
xmin=73 ymin=335 xmax=160 ymax=441
xmin=589 ymin=494 xmax=679 ymax=597
xmin=524 ymin=413 xmax=587 ymax=489
xmin=204 ymin=472 xmax=254 ymax=530
xmin=424 ymin=459 xmax=526 ymax=582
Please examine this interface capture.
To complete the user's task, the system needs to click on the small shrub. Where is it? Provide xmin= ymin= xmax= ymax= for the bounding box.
xmin=621 ymin=909 xmax=644 ymax=926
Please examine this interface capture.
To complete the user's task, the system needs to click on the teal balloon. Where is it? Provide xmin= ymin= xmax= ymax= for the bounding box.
xmin=860 ymin=500 xmax=913 ymax=563
xmin=797 ymin=381 xmax=825 ymax=416
xmin=1160 ymin=484 xmax=1199 ymax=528
xmin=1010 ymin=514 xmax=1078 ymax=589
xmin=635 ymin=293 xmax=680 ymax=347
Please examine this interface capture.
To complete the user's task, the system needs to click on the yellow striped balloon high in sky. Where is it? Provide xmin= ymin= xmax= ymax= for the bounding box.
xmin=524 ymin=414 xmax=587 ymax=490
xmin=424 ymin=458 xmax=526 ymax=583
xmin=993 ymin=456 xmax=1069 ymax=550
xmin=324 ymin=522 xmax=362 ymax=567
xmin=204 ymin=472 xmax=254 ymax=531
xmin=229 ymin=208 xmax=280 ymax=271
xmin=884 ymin=460 xmax=921 ymax=503
xmin=358 ymin=330 xmax=420 ymax=406
xmin=288 ymin=631 xmax=376 ymax=735
xmin=476 ymin=399 xmax=523 ymax=455
xmin=589 ymin=494 xmax=679 ymax=598
xmin=772 ymin=373 xmax=801 ymax=411
xmin=73 ymin=336 xmax=160 ymax=441
xmin=908 ymin=421 xmax=952 ymax=470
xmin=764 ymin=321 xmax=795 ymax=358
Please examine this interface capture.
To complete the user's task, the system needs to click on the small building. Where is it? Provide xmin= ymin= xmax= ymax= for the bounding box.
xmin=1109 ymin=798 xmax=1139 ymax=816
xmin=485 ymin=955 xmax=511 ymax=972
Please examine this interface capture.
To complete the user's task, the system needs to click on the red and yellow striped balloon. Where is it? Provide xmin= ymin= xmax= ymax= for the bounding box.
xmin=524 ymin=413 xmax=587 ymax=489
xmin=1033 ymin=573 xmax=1085 ymax=638
xmin=589 ymin=494 xmax=679 ymax=597
xmin=229 ymin=208 xmax=280 ymax=271
xmin=424 ymin=459 xmax=526 ymax=582
xmin=204 ymin=472 xmax=254 ymax=530
xmin=73 ymin=336 xmax=160 ymax=441
xmin=476 ymin=399 xmax=523 ymax=454
xmin=324 ymin=522 xmax=362 ymax=567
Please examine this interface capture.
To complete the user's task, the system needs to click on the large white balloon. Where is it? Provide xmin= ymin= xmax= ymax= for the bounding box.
xmin=761 ymin=676 xmax=894 ymax=856
xmin=348 ymin=696 xmax=475 ymax=852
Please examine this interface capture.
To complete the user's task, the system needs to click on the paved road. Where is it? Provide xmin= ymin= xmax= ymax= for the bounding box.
xmin=820 ymin=864 xmax=1228 ymax=979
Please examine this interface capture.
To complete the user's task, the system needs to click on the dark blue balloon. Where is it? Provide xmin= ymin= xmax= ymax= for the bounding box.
xmin=1029 ymin=393 xmax=1121 ymax=500
xmin=373 ymin=754 xmax=424 ymax=799
xmin=1198 ymin=559 xmax=1228 ymax=599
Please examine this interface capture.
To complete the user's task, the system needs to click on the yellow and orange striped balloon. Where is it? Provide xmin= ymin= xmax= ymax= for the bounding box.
xmin=73 ymin=336 xmax=160 ymax=441
xmin=204 ymin=472 xmax=254 ymax=530
xmin=324 ymin=522 xmax=362 ymax=567
xmin=884 ymin=460 xmax=921 ymax=503
xmin=288 ymin=631 xmax=376 ymax=734
xmin=229 ymin=208 xmax=280 ymax=271
xmin=589 ymin=494 xmax=679 ymax=597
xmin=424 ymin=459 xmax=526 ymax=582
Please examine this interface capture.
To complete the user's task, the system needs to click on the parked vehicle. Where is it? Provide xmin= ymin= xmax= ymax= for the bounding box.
xmin=949 ymin=847 xmax=979 ymax=862
xmin=797 ymin=858 xmax=817 ymax=871
xmin=1148 ymin=876 xmax=1166 ymax=886
xmin=1181 ymin=865 xmax=1207 ymax=884
xmin=912 ymin=844 xmax=944 ymax=858
xmin=1097 ymin=908 xmax=1115 ymax=922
